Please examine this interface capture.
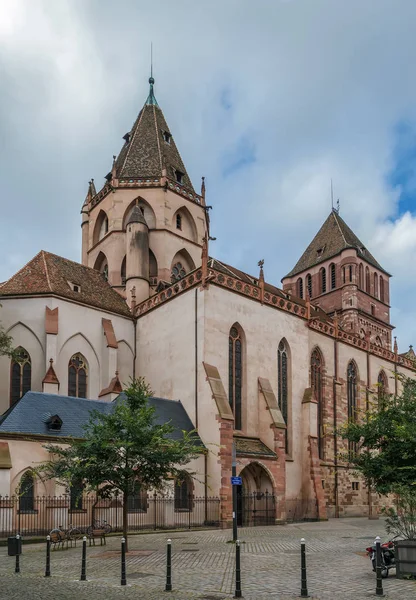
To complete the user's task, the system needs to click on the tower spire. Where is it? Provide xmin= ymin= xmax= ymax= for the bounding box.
xmin=146 ymin=44 xmax=158 ymax=106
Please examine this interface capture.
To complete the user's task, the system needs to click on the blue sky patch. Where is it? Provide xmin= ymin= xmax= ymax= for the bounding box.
xmin=388 ymin=120 xmax=416 ymax=215
xmin=222 ymin=136 xmax=256 ymax=177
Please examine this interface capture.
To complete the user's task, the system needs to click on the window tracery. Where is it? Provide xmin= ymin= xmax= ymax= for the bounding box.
xmin=10 ymin=347 xmax=31 ymax=406
xmin=68 ymin=353 xmax=88 ymax=398
xmin=171 ymin=262 xmax=186 ymax=283
xmin=311 ymin=348 xmax=324 ymax=459
xmin=229 ymin=325 xmax=243 ymax=430
xmin=278 ymin=340 xmax=289 ymax=453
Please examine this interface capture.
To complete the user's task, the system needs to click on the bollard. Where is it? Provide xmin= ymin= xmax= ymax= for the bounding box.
xmin=45 ymin=535 xmax=51 ymax=577
xmin=300 ymin=538 xmax=309 ymax=598
xmin=15 ymin=534 xmax=20 ymax=574
xmin=165 ymin=538 xmax=172 ymax=592
xmin=121 ymin=537 xmax=127 ymax=586
xmin=375 ymin=536 xmax=384 ymax=596
xmin=234 ymin=539 xmax=242 ymax=598
xmin=80 ymin=536 xmax=87 ymax=581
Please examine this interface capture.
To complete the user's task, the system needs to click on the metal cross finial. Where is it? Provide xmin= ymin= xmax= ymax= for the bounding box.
xmin=258 ymin=259 xmax=264 ymax=268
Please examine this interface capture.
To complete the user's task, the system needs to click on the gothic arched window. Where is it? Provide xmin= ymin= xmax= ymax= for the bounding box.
xmin=19 ymin=471 xmax=35 ymax=512
xmin=297 ymin=277 xmax=303 ymax=299
xmin=174 ymin=474 xmax=193 ymax=511
xmin=306 ymin=274 xmax=312 ymax=298
xmin=70 ymin=480 xmax=84 ymax=511
xmin=68 ymin=353 xmax=88 ymax=398
xmin=330 ymin=263 xmax=336 ymax=290
xmin=102 ymin=263 xmax=109 ymax=282
xmin=99 ymin=215 xmax=109 ymax=240
xmin=171 ymin=262 xmax=186 ymax=283
xmin=377 ymin=370 xmax=388 ymax=410
xmin=311 ymin=348 xmax=324 ymax=459
xmin=359 ymin=263 xmax=364 ymax=290
xmin=374 ymin=273 xmax=378 ymax=298
xmin=365 ymin=266 xmax=370 ymax=293
xmin=278 ymin=340 xmax=290 ymax=453
xmin=121 ymin=256 xmax=126 ymax=285
xmin=229 ymin=325 xmax=243 ymax=430
xmin=320 ymin=268 xmax=326 ymax=294
xmin=10 ymin=347 xmax=31 ymax=406
xmin=347 ymin=361 xmax=358 ymax=456
xmin=127 ymin=480 xmax=148 ymax=512
xmin=380 ymin=276 xmax=385 ymax=303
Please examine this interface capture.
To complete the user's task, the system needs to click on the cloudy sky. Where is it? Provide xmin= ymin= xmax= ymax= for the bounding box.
xmin=1 ymin=0 xmax=416 ymax=349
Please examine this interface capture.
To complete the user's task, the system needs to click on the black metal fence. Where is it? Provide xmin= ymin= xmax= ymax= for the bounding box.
xmin=237 ymin=491 xmax=276 ymax=527
xmin=0 ymin=494 xmax=220 ymax=538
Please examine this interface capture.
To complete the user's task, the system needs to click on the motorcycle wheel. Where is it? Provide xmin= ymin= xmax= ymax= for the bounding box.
xmin=372 ymin=559 xmax=376 ymax=572
xmin=381 ymin=567 xmax=389 ymax=578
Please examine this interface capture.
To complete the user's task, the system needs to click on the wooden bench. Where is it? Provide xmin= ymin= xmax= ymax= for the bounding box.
xmin=88 ymin=528 xmax=107 ymax=546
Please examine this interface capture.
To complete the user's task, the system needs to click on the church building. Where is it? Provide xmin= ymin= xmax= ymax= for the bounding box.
xmin=0 ymin=76 xmax=415 ymax=527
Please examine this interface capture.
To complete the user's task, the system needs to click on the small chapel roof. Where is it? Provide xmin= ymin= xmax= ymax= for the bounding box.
xmin=0 ymin=391 xmax=203 ymax=446
xmin=114 ymin=77 xmax=195 ymax=192
xmin=126 ymin=204 xmax=148 ymax=226
xmin=0 ymin=251 xmax=131 ymax=317
xmin=284 ymin=210 xmax=390 ymax=279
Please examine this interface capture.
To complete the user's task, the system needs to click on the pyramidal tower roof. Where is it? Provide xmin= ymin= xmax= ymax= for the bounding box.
xmin=284 ymin=210 xmax=389 ymax=279
xmin=115 ymin=77 xmax=195 ymax=192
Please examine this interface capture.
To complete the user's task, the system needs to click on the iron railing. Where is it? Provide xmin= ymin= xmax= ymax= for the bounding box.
xmin=237 ymin=491 xmax=276 ymax=527
xmin=0 ymin=494 xmax=220 ymax=538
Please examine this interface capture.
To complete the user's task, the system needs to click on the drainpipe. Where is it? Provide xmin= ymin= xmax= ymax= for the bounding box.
xmin=195 ymin=289 xmax=198 ymax=430
xmin=366 ymin=348 xmax=372 ymax=518
xmin=133 ymin=316 xmax=137 ymax=380
xmin=204 ymin=452 xmax=208 ymax=522
xmin=333 ymin=337 xmax=339 ymax=518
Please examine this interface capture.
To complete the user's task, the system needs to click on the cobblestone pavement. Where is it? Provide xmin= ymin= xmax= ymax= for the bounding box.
xmin=1 ymin=518 xmax=416 ymax=599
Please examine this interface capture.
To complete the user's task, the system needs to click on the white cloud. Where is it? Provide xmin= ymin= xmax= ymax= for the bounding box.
xmin=1 ymin=0 xmax=416 ymax=348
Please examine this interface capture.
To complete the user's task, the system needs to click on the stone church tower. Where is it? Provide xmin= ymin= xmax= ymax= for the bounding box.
xmin=81 ymin=77 xmax=208 ymax=304
xmin=282 ymin=209 xmax=393 ymax=348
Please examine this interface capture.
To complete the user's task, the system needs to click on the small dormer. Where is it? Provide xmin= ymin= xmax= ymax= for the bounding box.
xmin=45 ymin=414 xmax=63 ymax=431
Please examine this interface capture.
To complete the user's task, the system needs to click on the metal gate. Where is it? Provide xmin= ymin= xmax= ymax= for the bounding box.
xmin=237 ymin=490 xmax=276 ymax=527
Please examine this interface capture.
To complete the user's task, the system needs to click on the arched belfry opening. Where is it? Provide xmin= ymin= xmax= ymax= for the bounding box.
xmin=172 ymin=206 xmax=198 ymax=243
xmin=93 ymin=210 xmax=109 ymax=245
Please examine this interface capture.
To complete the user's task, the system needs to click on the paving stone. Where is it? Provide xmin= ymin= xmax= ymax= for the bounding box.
xmin=1 ymin=518 xmax=415 ymax=599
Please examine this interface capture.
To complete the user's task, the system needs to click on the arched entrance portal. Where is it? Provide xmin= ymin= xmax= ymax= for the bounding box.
xmin=236 ymin=463 xmax=276 ymax=527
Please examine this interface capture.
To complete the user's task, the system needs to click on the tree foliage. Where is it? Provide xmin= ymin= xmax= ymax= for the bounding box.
xmin=0 ymin=319 xmax=15 ymax=358
xmin=339 ymin=376 xmax=416 ymax=495
xmin=39 ymin=378 xmax=204 ymax=549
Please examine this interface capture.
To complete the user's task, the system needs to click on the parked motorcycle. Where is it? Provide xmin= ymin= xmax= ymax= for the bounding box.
xmin=365 ymin=538 xmax=396 ymax=578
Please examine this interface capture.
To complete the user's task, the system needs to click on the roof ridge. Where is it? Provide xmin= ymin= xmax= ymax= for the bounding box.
xmin=152 ymin=104 xmax=163 ymax=173
xmin=0 ymin=250 xmax=44 ymax=289
xmin=332 ymin=211 xmax=348 ymax=248
xmin=119 ymin=104 xmax=146 ymax=176
xmin=41 ymin=251 xmax=53 ymax=292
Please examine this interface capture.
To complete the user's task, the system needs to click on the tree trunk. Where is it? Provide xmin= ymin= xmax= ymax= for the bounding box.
xmin=123 ymin=489 xmax=128 ymax=552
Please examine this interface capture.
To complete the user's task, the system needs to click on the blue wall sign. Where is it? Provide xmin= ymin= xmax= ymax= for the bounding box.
xmin=231 ymin=476 xmax=242 ymax=485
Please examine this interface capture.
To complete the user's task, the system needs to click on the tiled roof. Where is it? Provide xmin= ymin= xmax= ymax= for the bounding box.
xmin=115 ymin=79 xmax=195 ymax=192
xmin=209 ymin=258 xmax=287 ymax=299
xmin=0 ymin=251 xmax=132 ymax=317
xmin=234 ymin=435 xmax=276 ymax=458
xmin=284 ymin=210 xmax=389 ymax=279
xmin=0 ymin=391 xmax=203 ymax=446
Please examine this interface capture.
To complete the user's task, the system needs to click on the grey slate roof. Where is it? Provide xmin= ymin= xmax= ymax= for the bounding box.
xmin=284 ymin=210 xmax=389 ymax=279
xmin=0 ymin=391 xmax=203 ymax=446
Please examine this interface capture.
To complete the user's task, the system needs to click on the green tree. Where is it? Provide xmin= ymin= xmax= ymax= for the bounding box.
xmin=0 ymin=319 xmax=15 ymax=358
xmin=340 ymin=376 xmax=416 ymax=495
xmin=39 ymin=378 xmax=204 ymax=550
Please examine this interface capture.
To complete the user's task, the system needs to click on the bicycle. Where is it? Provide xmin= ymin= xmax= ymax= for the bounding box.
xmin=49 ymin=523 xmax=83 ymax=548
xmin=86 ymin=519 xmax=112 ymax=536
